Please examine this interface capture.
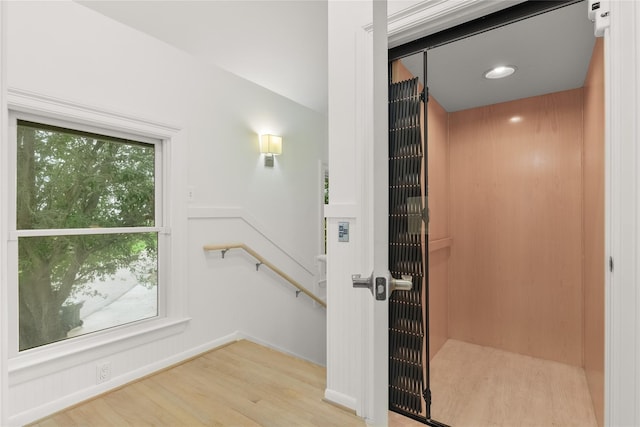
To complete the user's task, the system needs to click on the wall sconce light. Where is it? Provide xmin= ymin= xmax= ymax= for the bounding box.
xmin=260 ymin=134 xmax=282 ymax=167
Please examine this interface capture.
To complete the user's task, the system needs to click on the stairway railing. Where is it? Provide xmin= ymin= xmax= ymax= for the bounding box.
xmin=203 ymin=243 xmax=327 ymax=308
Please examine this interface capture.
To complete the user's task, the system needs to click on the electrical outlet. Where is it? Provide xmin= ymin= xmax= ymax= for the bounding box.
xmin=96 ymin=362 xmax=111 ymax=384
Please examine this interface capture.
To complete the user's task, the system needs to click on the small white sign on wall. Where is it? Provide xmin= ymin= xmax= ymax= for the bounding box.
xmin=338 ymin=222 xmax=349 ymax=242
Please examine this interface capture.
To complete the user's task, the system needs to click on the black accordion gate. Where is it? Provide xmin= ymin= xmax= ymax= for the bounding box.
xmin=388 ymin=76 xmax=430 ymax=423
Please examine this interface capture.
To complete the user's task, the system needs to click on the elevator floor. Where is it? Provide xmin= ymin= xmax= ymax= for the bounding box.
xmin=390 ymin=339 xmax=598 ymax=427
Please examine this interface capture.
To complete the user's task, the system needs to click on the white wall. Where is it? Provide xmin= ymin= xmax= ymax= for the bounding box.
xmin=325 ymin=0 xmax=372 ymax=415
xmin=2 ymin=1 xmax=327 ymax=424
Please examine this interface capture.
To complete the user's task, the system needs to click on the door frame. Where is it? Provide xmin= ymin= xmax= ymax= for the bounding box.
xmin=326 ymin=0 xmax=639 ymax=425
xmin=348 ymin=1 xmax=640 ymax=426
xmin=603 ymin=2 xmax=640 ymax=425
xmin=351 ymin=1 xmax=389 ymax=423
xmin=363 ymin=1 xmax=389 ymax=424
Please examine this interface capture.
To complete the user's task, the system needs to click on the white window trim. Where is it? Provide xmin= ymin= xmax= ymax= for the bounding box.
xmin=4 ymin=88 xmax=190 ymax=385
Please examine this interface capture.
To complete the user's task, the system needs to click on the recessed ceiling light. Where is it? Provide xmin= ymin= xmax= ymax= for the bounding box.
xmin=509 ymin=116 xmax=523 ymax=123
xmin=484 ymin=65 xmax=517 ymax=79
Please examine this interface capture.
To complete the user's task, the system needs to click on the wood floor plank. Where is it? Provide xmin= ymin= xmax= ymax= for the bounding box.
xmin=35 ymin=412 xmax=76 ymax=427
xmin=146 ymin=370 xmax=260 ymax=426
xmin=28 ymin=338 xmax=597 ymax=427
xmin=75 ymin=398 xmax=132 ymax=427
xmin=29 ymin=340 xmax=365 ymax=427
xmin=222 ymin=341 xmax=326 ymax=389
xmin=427 ymin=339 xmax=598 ymax=427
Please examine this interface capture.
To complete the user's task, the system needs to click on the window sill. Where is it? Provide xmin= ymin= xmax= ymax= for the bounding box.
xmin=8 ymin=316 xmax=191 ymax=386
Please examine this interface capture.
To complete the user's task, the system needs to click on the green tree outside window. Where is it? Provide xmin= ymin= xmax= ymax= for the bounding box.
xmin=17 ymin=121 xmax=158 ymax=351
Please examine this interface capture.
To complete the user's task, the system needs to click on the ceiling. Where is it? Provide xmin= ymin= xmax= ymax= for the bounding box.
xmin=77 ymin=0 xmax=329 ymax=114
xmin=400 ymin=1 xmax=596 ymax=112
xmin=77 ymin=1 xmax=595 ymax=115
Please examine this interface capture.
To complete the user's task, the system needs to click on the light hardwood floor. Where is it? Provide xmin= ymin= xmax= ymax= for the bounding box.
xmin=427 ymin=339 xmax=598 ymax=427
xmin=29 ymin=339 xmax=598 ymax=427
xmin=29 ymin=340 xmax=365 ymax=427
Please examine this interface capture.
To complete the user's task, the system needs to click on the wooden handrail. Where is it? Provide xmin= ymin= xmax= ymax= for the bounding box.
xmin=429 ymin=237 xmax=453 ymax=253
xmin=203 ymin=243 xmax=327 ymax=308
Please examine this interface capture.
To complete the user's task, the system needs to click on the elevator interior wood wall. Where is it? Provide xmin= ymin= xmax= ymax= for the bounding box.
xmin=448 ymin=89 xmax=584 ymax=367
xmin=426 ymin=96 xmax=449 ymax=360
xmin=583 ymin=38 xmax=605 ymax=427
xmin=394 ymin=41 xmax=603 ymax=419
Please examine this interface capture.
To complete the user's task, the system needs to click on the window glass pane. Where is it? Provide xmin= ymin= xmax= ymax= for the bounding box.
xmin=16 ymin=121 xmax=155 ymax=230
xmin=18 ymin=233 xmax=158 ymax=351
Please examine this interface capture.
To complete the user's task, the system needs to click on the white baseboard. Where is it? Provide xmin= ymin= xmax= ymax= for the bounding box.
xmin=8 ymin=332 xmax=242 ymax=427
xmin=9 ymin=329 xmax=331 ymax=426
xmin=324 ymin=388 xmax=358 ymax=413
xmin=236 ymin=331 xmax=325 ymax=367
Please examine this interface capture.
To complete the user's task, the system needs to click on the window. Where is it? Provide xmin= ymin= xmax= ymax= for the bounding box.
xmin=13 ymin=118 xmax=163 ymax=352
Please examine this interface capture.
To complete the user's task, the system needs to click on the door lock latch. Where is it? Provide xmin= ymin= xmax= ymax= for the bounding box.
xmin=374 ymin=277 xmax=386 ymax=300
xmin=390 ymin=275 xmax=413 ymax=293
xmin=353 ymin=273 xmax=412 ymax=300
xmin=352 ymin=273 xmax=374 ymax=295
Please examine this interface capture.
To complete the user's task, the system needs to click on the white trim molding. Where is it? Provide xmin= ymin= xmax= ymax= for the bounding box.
xmin=6 ymin=88 xmax=181 ymax=138
xmin=0 ymin=2 xmax=8 ymax=425
xmin=604 ymin=1 xmax=640 ymax=425
xmin=323 ymin=203 xmax=359 ymax=219
xmin=8 ymin=331 xmax=240 ymax=427
xmin=378 ymin=0 xmax=526 ymax=48
xmin=188 ymin=206 xmax=315 ymax=275
xmin=8 ymin=318 xmax=190 ymax=386
xmin=324 ymin=388 xmax=359 ymax=413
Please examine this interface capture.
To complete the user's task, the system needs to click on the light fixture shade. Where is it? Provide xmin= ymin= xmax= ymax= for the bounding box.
xmin=260 ymin=134 xmax=282 ymax=155
xmin=484 ymin=65 xmax=517 ymax=79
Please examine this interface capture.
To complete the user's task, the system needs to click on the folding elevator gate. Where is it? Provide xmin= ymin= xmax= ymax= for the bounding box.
xmin=388 ymin=76 xmax=430 ymax=423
